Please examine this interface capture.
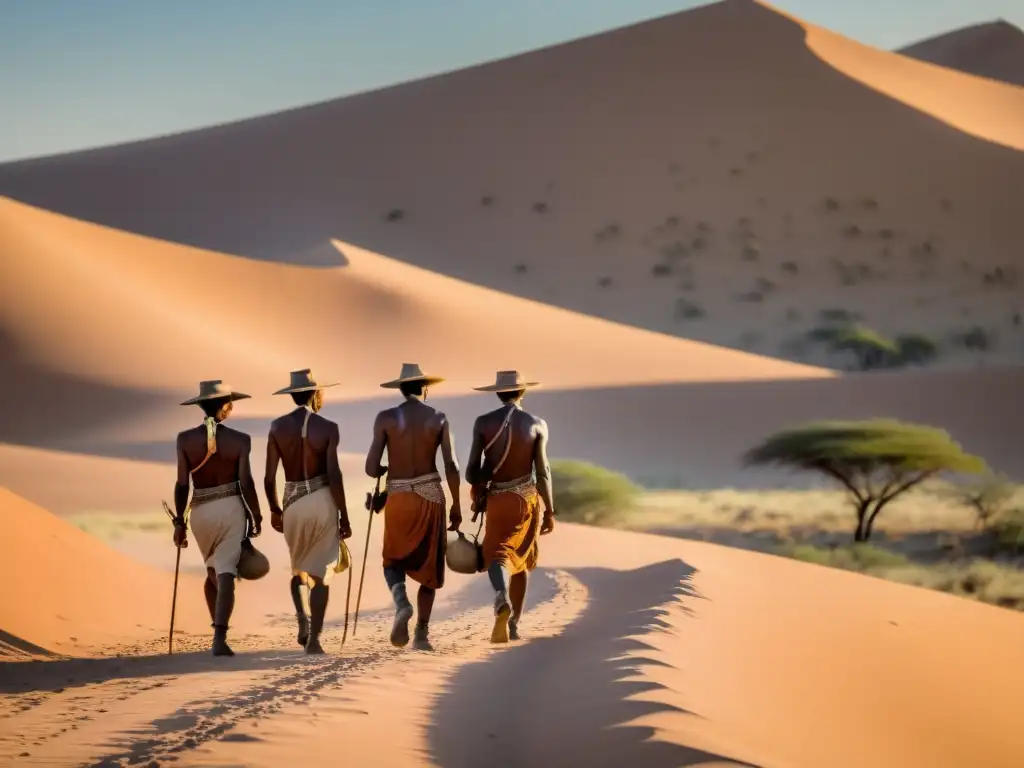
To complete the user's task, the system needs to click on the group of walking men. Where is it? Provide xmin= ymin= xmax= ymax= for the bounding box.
xmin=172 ymin=364 xmax=556 ymax=657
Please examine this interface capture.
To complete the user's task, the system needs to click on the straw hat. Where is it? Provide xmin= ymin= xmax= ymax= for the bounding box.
xmin=380 ymin=363 xmax=445 ymax=389
xmin=180 ymin=380 xmax=251 ymax=406
xmin=272 ymin=369 xmax=340 ymax=395
xmin=473 ymin=370 xmax=541 ymax=393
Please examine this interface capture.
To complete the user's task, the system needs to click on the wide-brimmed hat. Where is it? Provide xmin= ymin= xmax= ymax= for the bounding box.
xmin=180 ymin=380 xmax=251 ymax=406
xmin=272 ymin=369 xmax=340 ymax=395
xmin=380 ymin=363 xmax=444 ymax=389
xmin=473 ymin=370 xmax=541 ymax=393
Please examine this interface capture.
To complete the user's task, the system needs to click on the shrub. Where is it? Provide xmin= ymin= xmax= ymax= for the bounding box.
xmin=784 ymin=543 xmax=910 ymax=571
xmin=830 ymin=325 xmax=899 ymax=370
xmin=742 ymin=246 xmax=760 ymax=261
xmin=947 ymin=474 xmax=1018 ymax=531
xmin=780 ymin=261 xmax=799 ymax=275
xmin=675 ymin=299 xmax=705 ymax=320
xmin=480 ymin=195 xmax=495 ymax=207
xmin=893 ymin=333 xmax=938 ymax=366
xmin=532 ymin=202 xmax=548 ymax=214
xmin=824 ymin=197 xmax=840 ymax=212
xmin=651 ymin=263 xmax=672 ymax=278
xmin=385 ymin=208 xmax=405 ymax=222
xmin=514 ymin=263 xmax=528 ymax=274
xmin=993 ymin=508 xmax=1024 ymax=553
xmin=597 ymin=276 xmax=613 ymax=288
xmin=819 ymin=308 xmax=860 ymax=324
xmin=957 ymin=326 xmax=994 ymax=352
xmin=550 ymin=460 xmax=640 ymax=526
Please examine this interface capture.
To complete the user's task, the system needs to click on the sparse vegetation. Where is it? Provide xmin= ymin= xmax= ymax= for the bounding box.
xmin=532 ymin=202 xmax=548 ymax=214
xmin=742 ymin=245 xmax=760 ymax=261
xmin=514 ymin=263 xmax=528 ymax=275
xmin=674 ymin=298 xmax=705 ymax=320
xmin=385 ymin=208 xmax=405 ymax=222
xmin=780 ymin=260 xmax=799 ymax=275
xmin=550 ymin=460 xmax=640 ymax=527
xmin=944 ymin=474 xmax=1019 ymax=532
xmin=893 ymin=333 xmax=938 ymax=366
xmin=651 ymin=263 xmax=672 ymax=278
xmin=743 ymin=419 xmax=987 ymax=542
xmin=782 ymin=545 xmax=1024 ymax=610
xmin=596 ymin=224 xmax=621 ymax=240
xmin=824 ymin=197 xmax=840 ymax=212
xmin=737 ymin=290 xmax=764 ymax=303
xmin=956 ymin=326 xmax=994 ymax=352
xmin=844 ymin=224 xmax=862 ymax=239
xmin=830 ymin=325 xmax=899 ymax=370
xmin=597 ymin=276 xmax=613 ymax=288
xmin=480 ymin=195 xmax=495 ymax=207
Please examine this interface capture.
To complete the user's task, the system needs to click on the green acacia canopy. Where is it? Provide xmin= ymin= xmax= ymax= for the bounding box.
xmin=744 ymin=419 xmax=985 ymax=475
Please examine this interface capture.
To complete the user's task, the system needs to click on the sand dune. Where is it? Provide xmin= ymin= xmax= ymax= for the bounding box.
xmin=1 ymin=0 xmax=1022 ymax=369
xmin=0 ymin=194 xmax=828 ymax=447
xmin=0 ymin=488 xmax=211 ymax=656
xmin=897 ymin=20 xmax=1024 ymax=88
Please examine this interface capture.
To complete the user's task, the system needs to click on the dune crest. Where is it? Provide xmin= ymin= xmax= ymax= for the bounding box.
xmin=897 ymin=19 xmax=1024 ymax=88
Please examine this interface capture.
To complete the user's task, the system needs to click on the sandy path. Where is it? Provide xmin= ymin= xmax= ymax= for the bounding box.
xmin=0 ymin=570 xmax=584 ymax=767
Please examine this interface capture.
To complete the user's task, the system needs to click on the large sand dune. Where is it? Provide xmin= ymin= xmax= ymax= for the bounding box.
xmin=1 ymin=0 xmax=1022 ymax=369
xmin=0 ymin=194 xmax=828 ymax=448
xmin=897 ymin=20 xmax=1024 ymax=88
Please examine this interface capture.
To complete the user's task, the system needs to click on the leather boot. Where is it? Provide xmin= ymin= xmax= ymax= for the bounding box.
xmin=412 ymin=621 xmax=434 ymax=651
xmin=390 ymin=582 xmax=414 ymax=648
xmin=305 ymin=581 xmax=328 ymax=655
xmin=212 ymin=624 xmax=234 ymax=657
xmin=491 ymin=590 xmax=512 ymax=644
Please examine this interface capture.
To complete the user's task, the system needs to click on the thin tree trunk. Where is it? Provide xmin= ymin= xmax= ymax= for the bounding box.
xmin=863 ymin=501 xmax=886 ymax=541
xmin=854 ymin=501 xmax=870 ymax=542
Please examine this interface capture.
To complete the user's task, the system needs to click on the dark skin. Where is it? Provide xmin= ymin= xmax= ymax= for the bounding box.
xmin=364 ymin=388 xmax=461 ymax=624
xmin=466 ymin=393 xmax=555 ymax=625
xmin=264 ymin=403 xmax=352 ymax=540
xmin=172 ymin=399 xmax=262 ymax=622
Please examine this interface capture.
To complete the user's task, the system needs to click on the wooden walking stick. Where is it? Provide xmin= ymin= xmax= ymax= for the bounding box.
xmin=352 ymin=475 xmax=382 ymax=637
xmin=162 ymin=501 xmax=184 ymax=655
xmin=342 ymin=542 xmax=353 ymax=645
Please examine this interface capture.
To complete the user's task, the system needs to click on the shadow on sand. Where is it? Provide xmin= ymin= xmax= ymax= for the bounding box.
xmin=427 ymin=559 xmax=759 ymax=768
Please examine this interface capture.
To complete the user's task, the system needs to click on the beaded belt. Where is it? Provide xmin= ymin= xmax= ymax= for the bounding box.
xmin=191 ymin=482 xmax=241 ymax=508
xmin=489 ymin=473 xmax=537 ymax=499
xmin=283 ymin=474 xmax=329 ymax=510
xmin=387 ymin=472 xmax=446 ymax=505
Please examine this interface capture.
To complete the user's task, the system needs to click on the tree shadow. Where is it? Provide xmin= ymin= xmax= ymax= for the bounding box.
xmin=427 ymin=559 xmax=760 ymax=767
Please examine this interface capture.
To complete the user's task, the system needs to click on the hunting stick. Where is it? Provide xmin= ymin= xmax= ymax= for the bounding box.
xmin=353 ymin=475 xmax=381 ymax=636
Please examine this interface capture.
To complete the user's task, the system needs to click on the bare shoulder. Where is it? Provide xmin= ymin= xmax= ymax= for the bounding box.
xmin=312 ymin=411 xmax=338 ymax=429
xmin=219 ymin=424 xmax=251 ymax=445
xmin=526 ymin=411 xmax=547 ymax=432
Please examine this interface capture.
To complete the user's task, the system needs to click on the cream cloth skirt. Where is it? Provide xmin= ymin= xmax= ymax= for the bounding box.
xmin=190 ymin=494 xmax=247 ymax=576
xmin=283 ymin=486 xmax=340 ymax=584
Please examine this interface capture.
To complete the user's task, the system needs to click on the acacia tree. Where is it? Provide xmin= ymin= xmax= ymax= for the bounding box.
xmin=744 ymin=419 xmax=987 ymax=542
xmin=947 ymin=473 xmax=1018 ymax=531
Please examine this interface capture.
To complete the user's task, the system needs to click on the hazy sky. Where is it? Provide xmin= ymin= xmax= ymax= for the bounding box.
xmin=1 ymin=0 xmax=1020 ymax=163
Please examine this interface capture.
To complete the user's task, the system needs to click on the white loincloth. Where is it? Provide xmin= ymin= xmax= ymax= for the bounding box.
xmin=190 ymin=490 xmax=247 ymax=576
xmin=283 ymin=485 xmax=340 ymax=584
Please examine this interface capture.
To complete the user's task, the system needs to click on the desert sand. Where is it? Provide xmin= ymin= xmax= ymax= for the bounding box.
xmin=3 ymin=0 xmax=1024 ymax=765
xmin=897 ymin=19 xmax=1024 ymax=88
xmin=1 ymin=1 xmax=1022 ymax=369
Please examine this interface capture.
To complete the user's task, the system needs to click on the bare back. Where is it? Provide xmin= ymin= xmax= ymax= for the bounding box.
xmin=178 ymin=424 xmax=249 ymax=489
xmin=377 ymin=400 xmax=446 ymax=479
xmin=269 ymin=408 xmax=335 ymax=481
xmin=476 ymin=405 xmax=546 ymax=483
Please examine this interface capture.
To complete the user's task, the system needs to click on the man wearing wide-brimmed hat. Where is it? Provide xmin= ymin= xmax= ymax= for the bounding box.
xmin=265 ymin=369 xmax=352 ymax=654
xmin=365 ymin=363 xmax=462 ymax=651
xmin=466 ymin=371 xmax=555 ymax=644
xmin=173 ymin=380 xmax=264 ymax=657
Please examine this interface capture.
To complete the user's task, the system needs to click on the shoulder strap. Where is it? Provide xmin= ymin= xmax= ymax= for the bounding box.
xmin=484 ymin=406 xmax=516 ymax=476
xmin=190 ymin=417 xmax=218 ymax=475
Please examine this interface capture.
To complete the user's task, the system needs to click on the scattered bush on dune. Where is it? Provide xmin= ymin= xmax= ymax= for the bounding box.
xmin=384 ymin=208 xmax=405 ymax=222
xmin=993 ymin=508 xmax=1024 ymax=554
xmin=550 ymin=460 xmax=640 ymax=527
xmin=943 ymin=473 xmax=1019 ymax=532
xmin=829 ymin=325 xmax=899 ymax=370
xmin=893 ymin=333 xmax=938 ymax=366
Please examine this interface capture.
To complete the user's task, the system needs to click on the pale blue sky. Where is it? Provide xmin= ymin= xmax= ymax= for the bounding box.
xmin=1 ymin=0 xmax=1019 ymax=163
